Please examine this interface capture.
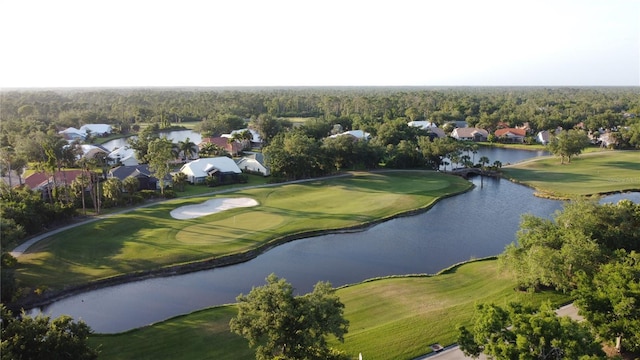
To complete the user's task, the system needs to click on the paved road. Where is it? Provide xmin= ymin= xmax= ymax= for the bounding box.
xmin=410 ymin=304 xmax=582 ymax=360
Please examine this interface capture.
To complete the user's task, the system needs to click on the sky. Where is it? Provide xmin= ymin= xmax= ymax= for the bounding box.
xmin=1 ymin=0 xmax=639 ymax=88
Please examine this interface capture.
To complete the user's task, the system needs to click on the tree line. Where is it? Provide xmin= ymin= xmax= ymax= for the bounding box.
xmin=2 ymin=87 xmax=638 ymax=139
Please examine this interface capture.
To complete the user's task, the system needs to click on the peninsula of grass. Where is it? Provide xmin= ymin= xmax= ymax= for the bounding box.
xmin=90 ymin=259 xmax=571 ymax=360
xmin=16 ymin=171 xmax=471 ymax=295
xmin=502 ymin=150 xmax=640 ymax=198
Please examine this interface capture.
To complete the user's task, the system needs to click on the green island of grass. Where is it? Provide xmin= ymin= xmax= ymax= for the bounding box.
xmin=90 ymin=259 xmax=570 ymax=360
xmin=502 ymin=150 xmax=640 ymax=198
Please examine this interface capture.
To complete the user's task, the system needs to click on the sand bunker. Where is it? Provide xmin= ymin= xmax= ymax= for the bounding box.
xmin=170 ymin=197 xmax=258 ymax=220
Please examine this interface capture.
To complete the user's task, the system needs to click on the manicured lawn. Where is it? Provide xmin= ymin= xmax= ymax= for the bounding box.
xmin=502 ymin=150 xmax=640 ymax=198
xmin=17 ymin=171 xmax=471 ymax=291
xmin=90 ymin=259 xmax=570 ymax=360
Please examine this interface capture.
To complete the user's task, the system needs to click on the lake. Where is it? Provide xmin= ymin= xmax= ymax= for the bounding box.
xmin=29 ymin=148 xmax=634 ymax=333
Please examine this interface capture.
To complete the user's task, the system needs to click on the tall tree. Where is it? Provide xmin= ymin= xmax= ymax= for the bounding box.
xmin=546 ymin=129 xmax=591 ymax=164
xmin=230 ymin=274 xmax=349 ymax=360
xmin=146 ymin=137 xmax=174 ymax=195
xmin=457 ymin=302 xmax=603 ymax=360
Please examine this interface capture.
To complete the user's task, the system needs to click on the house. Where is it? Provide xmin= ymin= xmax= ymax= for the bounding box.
xmin=58 ymin=127 xmax=87 ymax=141
xmin=24 ymin=170 xmax=90 ymax=191
xmin=408 ymin=121 xmax=437 ymax=130
xmin=329 ymin=130 xmax=371 ymax=140
xmin=451 ymin=128 xmax=489 ymax=141
xmin=536 ymin=130 xmax=551 ymax=145
xmin=23 ymin=170 xmax=91 ymax=200
xmin=108 ymin=147 xmax=139 ymax=166
xmin=79 ymin=144 xmax=109 ymax=160
xmin=222 ymin=128 xmax=262 ymax=147
xmin=108 ymin=164 xmax=172 ymax=191
xmin=200 ymin=137 xmax=244 ymax=156
xmin=180 ymin=157 xmax=242 ymax=184
xmin=408 ymin=121 xmax=446 ymax=139
xmin=597 ymin=132 xmax=617 ymax=148
xmin=80 ymin=124 xmax=113 ymax=136
xmin=495 ymin=128 xmax=526 ymax=143
xmin=236 ymin=152 xmax=270 ymax=176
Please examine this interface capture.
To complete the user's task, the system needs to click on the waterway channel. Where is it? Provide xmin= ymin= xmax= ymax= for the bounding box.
xmin=29 ymin=148 xmax=637 ymax=333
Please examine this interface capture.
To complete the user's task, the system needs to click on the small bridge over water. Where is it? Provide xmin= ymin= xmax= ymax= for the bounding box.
xmin=447 ymin=168 xmax=501 ymax=179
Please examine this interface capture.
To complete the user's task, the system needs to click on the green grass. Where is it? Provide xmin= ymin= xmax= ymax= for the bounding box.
xmin=90 ymin=259 xmax=570 ymax=360
xmin=17 ymin=171 xmax=471 ymax=291
xmin=502 ymin=150 xmax=640 ymax=198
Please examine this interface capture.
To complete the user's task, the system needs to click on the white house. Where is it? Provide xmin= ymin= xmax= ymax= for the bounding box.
xmin=408 ymin=121 xmax=437 ymax=130
xmin=79 ymin=144 xmax=109 ymax=159
xmin=80 ymin=124 xmax=112 ymax=136
xmin=108 ymin=147 xmax=139 ymax=166
xmin=536 ymin=130 xmax=551 ymax=145
xmin=222 ymin=129 xmax=262 ymax=146
xmin=180 ymin=157 xmax=242 ymax=184
xmin=329 ymin=130 xmax=371 ymax=140
xmin=59 ymin=127 xmax=87 ymax=141
xmin=236 ymin=153 xmax=270 ymax=176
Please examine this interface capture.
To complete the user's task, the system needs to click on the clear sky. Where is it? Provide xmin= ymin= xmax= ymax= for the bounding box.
xmin=1 ymin=0 xmax=638 ymax=88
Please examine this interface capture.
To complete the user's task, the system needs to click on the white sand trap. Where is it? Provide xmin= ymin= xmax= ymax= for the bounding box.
xmin=170 ymin=197 xmax=259 ymax=220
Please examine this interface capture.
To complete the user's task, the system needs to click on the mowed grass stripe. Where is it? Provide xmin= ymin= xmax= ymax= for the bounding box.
xmin=90 ymin=260 xmax=570 ymax=360
xmin=17 ymin=171 xmax=471 ymax=290
xmin=502 ymin=150 xmax=640 ymax=197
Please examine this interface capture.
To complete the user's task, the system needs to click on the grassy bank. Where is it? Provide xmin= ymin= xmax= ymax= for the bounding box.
xmin=90 ymin=259 xmax=570 ymax=360
xmin=16 ymin=171 xmax=471 ymax=292
xmin=502 ymin=150 xmax=640 ymax=198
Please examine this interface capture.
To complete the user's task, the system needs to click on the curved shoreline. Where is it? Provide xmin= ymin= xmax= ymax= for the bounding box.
xmin=11 ymin=172 xmax=473 ymax=311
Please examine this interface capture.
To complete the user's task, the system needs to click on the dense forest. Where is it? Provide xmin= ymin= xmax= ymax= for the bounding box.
xmin=1 ymin=87 xmax=639 ymax=139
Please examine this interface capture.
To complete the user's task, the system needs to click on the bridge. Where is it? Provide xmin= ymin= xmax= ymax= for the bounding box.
xmin=447 ymin=167 xmax=501 ymax=179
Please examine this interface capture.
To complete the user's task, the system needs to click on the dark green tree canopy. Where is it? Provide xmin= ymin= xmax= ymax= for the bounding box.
xmin=500 ymin=199 xmax=640 ymax=292
xmin=574 ymin=250 xmax=640 ymax=353
xmin=229 ymin=274 xmax=349 ymax=360
xmin=457 ymin=302 xmax=604 ymax=360
xmin=1 ymin=305 xmax=99 ymax=360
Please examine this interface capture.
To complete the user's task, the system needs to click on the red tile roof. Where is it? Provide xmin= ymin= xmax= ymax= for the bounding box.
xmin=24 ymin=170 xmax=90 ymax=189
xmin=495 ymin=128 xmax=526 ymax=137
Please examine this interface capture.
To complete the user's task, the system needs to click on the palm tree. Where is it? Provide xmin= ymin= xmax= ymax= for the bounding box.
xmin=492 ymin=160 xmax=503 ymax=169
xmin=172 ymin=172 xmax=188 ymax=192
xmin=178 ymin=137 xmax=198 ymax=161
xmin=479 ymin=156 xmax=490 ymax=170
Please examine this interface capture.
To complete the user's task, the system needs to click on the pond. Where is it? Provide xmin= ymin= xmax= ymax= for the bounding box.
xmin=29 ymin=148 xmax=633 ymax=333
